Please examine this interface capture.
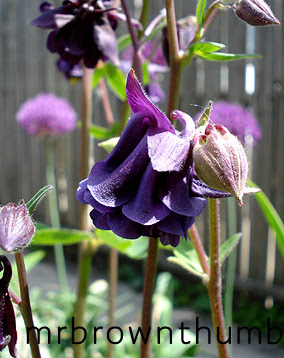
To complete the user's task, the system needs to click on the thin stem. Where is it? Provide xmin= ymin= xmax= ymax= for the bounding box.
xmin=107 ymin=248 xmax=118 ymax=358
xmin=138 ymin=0 xmax=151 ymax=39
xmin=207 ymin=199 xmax=230 ymax=358
xmin=15 ymin=251 xmax=41 ymax=358
xmin=73 ymin=66 xmax=94 ymax=358
xmin=189 ymin=225 xmax=210 ymax=276
xmin=45 ymin=138 xmax=68 ymax=292
xmin=99 ymin=78 xmax=114 ymax=126
xmin=8 ymin=289 xmax=21 ymax=306
xmin=165 ymin=0 xmax=183 ymax=117
xmin=140 ymin=237 xmax=159 ymax=358
xmin=121 ymin=0 xmax=143 ymax=81
xmin=224 ymin=197 xmax=237 ymax=357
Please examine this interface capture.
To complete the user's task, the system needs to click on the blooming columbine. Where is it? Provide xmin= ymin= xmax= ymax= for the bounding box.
xmin=0 ymin=201 xmax=35 ymax=252
xmin=195 ymin=101 xmax=262 ymax=146
xmin=31 ymin=0 xmax=139 ymax=68
xmin=77 ymin=69 xmax=231 ymax=247
xmin=16 ymin=93 xmax=77 ymax=137
xmin=0 ymin=256 xmax=17 ymax=357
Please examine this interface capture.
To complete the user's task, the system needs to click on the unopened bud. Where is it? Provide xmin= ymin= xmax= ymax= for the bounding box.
xmin=233 ymin=0 xmax=280 ymax=26
xmin=0 ymin=201 xmax=35 ymax=252
xmin=193 ymin=124 xmax=249 ymax=205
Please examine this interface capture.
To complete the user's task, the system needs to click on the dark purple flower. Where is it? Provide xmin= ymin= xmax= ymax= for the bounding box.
xmin=56 ymin=58 xmax=83 ymax=80
xmin=77 ymin=69 xmax=230 ymax=247
xmin=0 ymin=256 xmax=17 ymax=357
xmin=31 ymin=0 xmax=131 ymax=68
xmin=16 ymin=93 xmax=77 ymax=137
xmin=233 ymin=0 xmax=280 ymax=26
xmin=0 ymin=201 xmax=35 ymax=252
xmin=195 ymin=101 xmax=262 ymax=146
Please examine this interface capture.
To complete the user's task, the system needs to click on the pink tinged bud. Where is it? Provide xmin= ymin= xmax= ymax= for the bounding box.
xmin=233 ymin=0 xmax=281 ymax=26
xmin=193 ymin=124 xmax=249 ymax=206
xmin=0 ymin=201 xmax=35 ymax=252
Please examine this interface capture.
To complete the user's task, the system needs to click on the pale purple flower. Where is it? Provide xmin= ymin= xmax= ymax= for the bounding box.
xmin=0 ymin=201 xmax=35 ymax=252
xmin=16 ymin=93 xmax=77 ymax=137
xmin=77 ymin=69 xmax=231 ymax=247
xmin=195 ymin=101 xmax=262 ymax=146
xmin=0 ymin=256 xmax=17 ymax=357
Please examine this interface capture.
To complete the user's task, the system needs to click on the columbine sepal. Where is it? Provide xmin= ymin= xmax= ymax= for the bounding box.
xmin=193 ymin=124 xmax=258 ymax=206
xmin=233 ymin=0 xmax=280 ymax=26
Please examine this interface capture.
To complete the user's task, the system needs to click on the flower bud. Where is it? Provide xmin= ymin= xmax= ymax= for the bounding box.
xmin=193 ymin=124 xmax=249 ymax=205
xmin=233 ymin=0 xmax=280 ymax=26
xmin=0 ymin=201 xmax=35 ymax=252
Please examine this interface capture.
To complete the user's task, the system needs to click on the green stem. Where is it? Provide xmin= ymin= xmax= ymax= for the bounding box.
xmin=107 ymin=248 xmax=118 ymax=358
xmin=45 ymin=138 xmax=68 ymax=292
xmin=73 ymin=66 xmax=94 ymax=358
xmin=140 ymin=237 xmax=159 ymax=358
xmin=207 ymin=199 xmax=230 ymax=358
xmin=15 ymin=251 xmax=41 ymax=358
xmin=165 ymin=0 xmax=183 ymax=117
xmin=138 ymin=0 xmax=151 ymax=39
xmin=189 ymin=225 xmax=210 ymax=276
xmin=224 ymin=197 xmax=237 ymax=357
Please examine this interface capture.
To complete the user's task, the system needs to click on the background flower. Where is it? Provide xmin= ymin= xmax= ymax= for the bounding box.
xmin=195 ymin=101 xmax=262 ymax=146
xmin=16 ymin=93 xmax=77 ymax=137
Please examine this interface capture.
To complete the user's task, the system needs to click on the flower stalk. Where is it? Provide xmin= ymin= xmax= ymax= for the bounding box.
xmin=45 ymin=137 xmax=68 ymax=292
xmin=189 ymin=225 xmax=210 ymax=276
xmin=141 ymin=237 xmax=159 ymax=358
xmin=15 ymin=251 xmax=41 ymax=358
xmin=207 ymin=198 xmax=230 ymax=358
xmin=73 ymin=66 xmax=94 ymax=358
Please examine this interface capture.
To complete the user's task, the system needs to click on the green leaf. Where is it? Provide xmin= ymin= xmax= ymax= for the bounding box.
xmin=220 ymin=233 xmax=242 ymax=265
xmin=89 ymin=121 xmax=120 ymax=141
xmin=118 ymin=34 xmax=131 ymax=52
xmin=189 ymin=41 xmax=226 ymax=55
xmin=32 ymin=228 xmax=96 ymax=246
xmin=196 ymin=0 xmax=207 ymax=26
xmin=96 ymin=230 xmax=149 ymax=259
xmin=99 ymin=137 xmax=120 ymax=153
xmin=247 ymin=179 xmax=284 ymax=260
xmin=26 ymin=185 xmax=53 ymax=214
xmin=105 ymin=63 xmax=126 ymax=100
xmin=168 ymin=239 xmax=207 ymax=279
xmin=196 ymin=52 xmax=262 ymax=62
xmin=92 ymin=67 xmax=106 ymax=88
xmin=142 ymin=61 xmax=150 ymax=85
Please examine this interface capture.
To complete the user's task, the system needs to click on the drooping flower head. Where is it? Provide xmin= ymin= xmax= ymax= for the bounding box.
xmin=77 ymin=69 xmax=232 ymax=247
xmin=16 ymin=93 xmax=77 ymax=137
xmin=0 ymin=201 xmax=35 ymax=252
xmin=31 ymin=0 xmax=140 ymax=68
xmin=233 ymin=0 xmax=280 ymax=26
xmin=0 ymin=255 xmax=17 ymax=357
xmin=195 ymin=101 xmax=262 ymax=146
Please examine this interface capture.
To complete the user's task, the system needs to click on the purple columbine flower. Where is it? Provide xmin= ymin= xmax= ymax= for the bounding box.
xmin=0 ymin=256 xmax=17 ymax=357
xmin=16 ymin=93 xmax=77 ymax=137
xmin=31 ymin=0 xmax=140 ymax=68
xmin=77 ymin=69 xmax=231 ymax=247
xmin=0 ymin=201 xmax=35 ymax=252
xmin=195 ymin=101 xmax=262 ymax=146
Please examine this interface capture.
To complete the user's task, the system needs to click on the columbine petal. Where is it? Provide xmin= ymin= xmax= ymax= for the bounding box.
xmin=126 ymin=69 xmax=174 ymax=133
xmin=157 ymin=212 xmax=194 ymax=238
xmin=90 ymin=209 xmax=110 ymax=230
xmin=147 ymin=127 xmax=190 ymax=172
xmin=122 ymin=164 xmax=170 ymax=225
xmin=107 ymin=211 xmax=143 ymax=239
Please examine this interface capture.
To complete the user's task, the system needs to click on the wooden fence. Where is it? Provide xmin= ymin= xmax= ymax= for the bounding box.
xmin=1 ymin=0 xmax=284 ymax=295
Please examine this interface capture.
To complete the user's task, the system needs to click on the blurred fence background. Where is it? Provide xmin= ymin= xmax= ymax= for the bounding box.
xmin=1 ymin=0 xmax=284 ymax=296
